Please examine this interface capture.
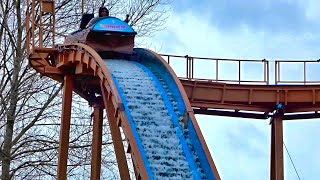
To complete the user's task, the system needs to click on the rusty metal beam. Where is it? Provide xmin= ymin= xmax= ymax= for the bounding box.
xmin=57 ymin=75 xmax=74 ymax=180
xmin=91 ymin=106 xmax=103 ymax=180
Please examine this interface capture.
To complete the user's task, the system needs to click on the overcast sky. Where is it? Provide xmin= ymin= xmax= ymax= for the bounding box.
xmin=140 ymin=1 xmax=320 ymax=179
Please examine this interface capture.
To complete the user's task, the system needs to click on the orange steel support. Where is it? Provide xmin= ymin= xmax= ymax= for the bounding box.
xmin=270 ymin=114 xmax=284 ymax=180
xmin=46 ymin=43 xmax=150 ymax=179
xmin=57 ymin=75 xmax=74 ymax=180
xmin=101 ymin=85 xmax=131 ymax=179
xmin=181 ymin=79 xmax=320 ymax=114
xmin=91 ymin=106 xmax=103 ymax=180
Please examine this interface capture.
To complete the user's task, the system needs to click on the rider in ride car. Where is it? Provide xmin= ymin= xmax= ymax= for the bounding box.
xmin=99 ymin=7 xmax=130 ymax=23
xmin=99 ymin=7 xmax=109 ymax=17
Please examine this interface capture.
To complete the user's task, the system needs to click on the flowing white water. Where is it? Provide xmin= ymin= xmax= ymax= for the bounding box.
xmin=105 ymin=59 xmax=193 ymax=179
xmin=143 ymin=62 xmax=207 ymax=178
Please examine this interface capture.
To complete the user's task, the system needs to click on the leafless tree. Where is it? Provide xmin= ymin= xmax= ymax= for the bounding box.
xmin=1 ymin=0 xmax=171 ymax=179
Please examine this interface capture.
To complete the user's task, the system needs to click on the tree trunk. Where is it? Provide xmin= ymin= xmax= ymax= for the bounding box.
xmin=1 ymin=1 xmax=22 ymax=178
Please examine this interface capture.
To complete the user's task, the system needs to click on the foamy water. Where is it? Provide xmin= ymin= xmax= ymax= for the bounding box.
xmin=105 ymin=60 xmax=193 ymax=179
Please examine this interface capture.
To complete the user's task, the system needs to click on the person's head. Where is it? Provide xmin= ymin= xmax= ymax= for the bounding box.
xmin=99 ymin=7 xmax=109 ymax=17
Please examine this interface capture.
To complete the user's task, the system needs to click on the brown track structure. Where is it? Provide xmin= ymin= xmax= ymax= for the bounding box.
xmin=181 ymin=78 xmax=320 ymax=118
xmin=29 ymin=43 xmax=221 ymax=180
xmin=29 ymin=43 xmax=151 ymax=179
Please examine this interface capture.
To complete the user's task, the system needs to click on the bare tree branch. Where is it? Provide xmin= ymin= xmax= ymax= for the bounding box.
xmin=1 ymin=0 xmax=171 ymax=179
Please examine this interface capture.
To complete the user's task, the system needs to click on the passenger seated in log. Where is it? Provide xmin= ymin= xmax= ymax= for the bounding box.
xmin=99 ymin=7 xmax=109 ymax=17
xmin=78 ymin=7 xmax=108 ymax=29
xmin=79 ymin=6 xmax=130 ymax=30
xmin=99 ymin=7 xmax=130 ymax=23
xmin=124 ymin=14 xmax=130 ymax=23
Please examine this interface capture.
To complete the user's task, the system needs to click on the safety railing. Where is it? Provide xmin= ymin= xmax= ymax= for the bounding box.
xmin=26 ymin=0 xmax=56 ymax=55
xmin=275 ymin=60 xmax=320 ymax=85
xmin=160 ymin=54 xmax=270 ymax=84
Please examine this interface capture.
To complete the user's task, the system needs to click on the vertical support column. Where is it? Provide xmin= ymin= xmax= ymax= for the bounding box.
xmin=57 ymin=75 xmax=74 ymax=180
xmin=270 ymin=104 xmax=284 ymax=180
xmin=101 ymin=85 xmax=131 ymax=179
xmin=266 ymin=60 xmax=269 ymax=85
xmin=191 ymin=57 xmax=194 ymax=79
xmin=216 ymin=60 xmax=219 ymax=81
xmin=238 ymin=60 xmax=241 ymax=84
xmin=186 ymin=55 xmax=189 ymax=79
xmin=91 ymin=106 xmax=103 ymax=180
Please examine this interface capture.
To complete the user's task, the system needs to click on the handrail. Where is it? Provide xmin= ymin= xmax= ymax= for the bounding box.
xmin=160 ymin=54 xmax=320 ymax=85
xmin=26 ymin=0 xmax=55 ymax=55
xmin=275 ymin=60 xmax=320 ymax=85
xmin=160 ymin=54 xmax=269 ymax=84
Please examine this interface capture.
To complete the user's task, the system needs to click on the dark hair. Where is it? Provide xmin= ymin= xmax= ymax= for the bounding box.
xmin=99 ymin=7 xmax=109 ymax=17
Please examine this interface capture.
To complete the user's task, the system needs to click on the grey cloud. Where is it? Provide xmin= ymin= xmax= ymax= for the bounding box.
xmin=172 ymin=0 xmax=319 ymax=34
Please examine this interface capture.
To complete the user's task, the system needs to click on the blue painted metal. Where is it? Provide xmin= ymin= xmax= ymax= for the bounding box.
xmin=187 ymin=119 xmax=216 ymax=179
xmin=92 ymin=17 xmax=136 ymax=34
xmin=109 ymin=71 xmax=154 ymax=179
xmin=134 ymin=62 xmax=202 ymax=180
xmin=132 ymin=48 xmax=218 ymax=179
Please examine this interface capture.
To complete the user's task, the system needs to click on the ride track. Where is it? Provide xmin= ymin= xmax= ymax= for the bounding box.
xmin=26 ymin=1 xmax=320 ymax=179
xmin=29 ymin=43 xmax=220 ymax=180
